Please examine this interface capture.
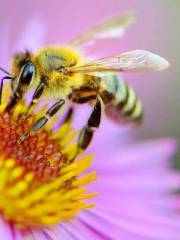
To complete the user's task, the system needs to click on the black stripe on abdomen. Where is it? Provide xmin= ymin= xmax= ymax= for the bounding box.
xmin=105 ymin=76 xmax=143 ymax=125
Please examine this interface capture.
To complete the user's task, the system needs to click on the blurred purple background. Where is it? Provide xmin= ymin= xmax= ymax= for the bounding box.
xmin=0 ymin=0 xmax=180 ymax=141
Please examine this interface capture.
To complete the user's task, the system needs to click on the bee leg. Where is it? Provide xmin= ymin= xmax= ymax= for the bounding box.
xmin=29 ymin=82 xmax=45 ymax=109
xmin=62 ymin=106 xmax=74 ymax=124
xmin=18 ymin=99 xmax=65 ymax=144
xmin=5 ymin=78 xmax=44 ymax=113
xmin=77 ymin=97 xmax=102 ymax=154
xmin=19 ymin=81 xmax=45 ymax=122
xmin=5 ymin=94 xmax=21 ymax=112
xmin=0 ymin=76 xmax=12 ymax=105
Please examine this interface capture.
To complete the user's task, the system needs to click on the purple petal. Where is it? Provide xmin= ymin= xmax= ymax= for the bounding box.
xmin=92 ymin=138 xmax=177 ymax=170
xmin=29 ymin=228 xmax=52 ymax=240
xmin=0 ymin=218 xmax=14 ymax=240
xmin=42 ymin=225 xmax=74 ymax=240
xmin=72 ymin=139 xmax=179 ymax=239
xmin=79 ymin=209 xmax=180 ymax=240
xmin=61 ymin=221 xmax=98 ymax=240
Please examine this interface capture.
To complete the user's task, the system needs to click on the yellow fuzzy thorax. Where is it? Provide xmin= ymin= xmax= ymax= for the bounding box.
xmin=32 ymin=45 xmax=85 ymax=99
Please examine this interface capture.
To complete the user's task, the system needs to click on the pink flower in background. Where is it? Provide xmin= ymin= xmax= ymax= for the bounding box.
xmin=0 ymin=17 xmax=179 ymax=240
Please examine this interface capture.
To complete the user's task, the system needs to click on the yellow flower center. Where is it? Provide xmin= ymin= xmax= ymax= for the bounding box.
xmin=0 ymin=84 xmax=97 ymax=228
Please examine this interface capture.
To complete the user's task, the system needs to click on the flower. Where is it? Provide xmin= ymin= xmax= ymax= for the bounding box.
xmin=0 ymin=88 xmax=179 ymax=240
xmin=0 ymin=17 xmax=180 ymax=240
xmin=0 ymin=85 xmax=97 ymax=229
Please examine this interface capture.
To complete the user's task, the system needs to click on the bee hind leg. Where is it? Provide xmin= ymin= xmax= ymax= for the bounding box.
xmin=18 ymin=99 xmax=65 ymax=144
xmin=76 ymin=96 xmax=102 ymax=155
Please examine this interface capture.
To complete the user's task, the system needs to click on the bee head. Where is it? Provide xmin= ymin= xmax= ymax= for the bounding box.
xmin=11 ymin=51 xmax=35 ymax=97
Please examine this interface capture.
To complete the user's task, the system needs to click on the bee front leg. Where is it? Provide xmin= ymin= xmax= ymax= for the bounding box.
xmin=18 ymin=99 xmax=65 ymax=144
xmin=5 ymin=94 xmax=21 ymax=112
xmin=77 ymin=96 xmax=102 ymax=154
xmin=0 ymin=76 xmax=12 ymax=105
xmin=29 ymin=81 xmax=45 ymax=108
xmin=0 ymin=76 xmax=19 ymax=112
xmin=62 ymin=106 xmax=74 ymax=124
xmin=19 ymin=81 xmax=46 ymax=123
xmin=6 ymin=80 xmax=45 ymax=113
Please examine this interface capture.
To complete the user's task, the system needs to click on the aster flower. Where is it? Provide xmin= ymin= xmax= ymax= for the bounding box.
xmin=0 ymin=16 xmax=180 ymax=240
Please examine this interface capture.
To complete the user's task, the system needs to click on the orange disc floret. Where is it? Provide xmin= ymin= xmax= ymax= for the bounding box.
xmin=0 ymin=84 xmax=97 ymax=228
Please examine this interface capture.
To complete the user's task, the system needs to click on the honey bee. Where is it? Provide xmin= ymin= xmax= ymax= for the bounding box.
xmin=0 ymin=14 xmax=169 ymax=154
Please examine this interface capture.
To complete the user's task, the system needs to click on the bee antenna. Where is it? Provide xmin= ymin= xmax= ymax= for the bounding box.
xmin=0 ymin=67 xmax=10 ymax=76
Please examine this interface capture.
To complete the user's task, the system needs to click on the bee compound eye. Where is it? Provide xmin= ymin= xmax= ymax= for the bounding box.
xmin=20 ymin=63 xmax=35 ymax=85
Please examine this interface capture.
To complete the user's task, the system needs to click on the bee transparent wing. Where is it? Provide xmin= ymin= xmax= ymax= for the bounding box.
xmin=69 ymin=50 xmax=169 ymax=74
xmin=69 ymin=14 xmax=135 ymax=47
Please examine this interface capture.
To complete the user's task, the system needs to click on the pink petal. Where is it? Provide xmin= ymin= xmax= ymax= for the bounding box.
xmin=43 ymin=225 xmax=74 ymax=240
xmin=0 ymin=218 xmax=14 ymax=240
xmin=79 ymin=209 xmax=180 ymax=240
xmin=62 ymin=221 xmax=98 ymax=240
xmin=92 ymin=138 xmax=177 ymax=170
xmin=28 ymin=229 xmax=51 ymax=240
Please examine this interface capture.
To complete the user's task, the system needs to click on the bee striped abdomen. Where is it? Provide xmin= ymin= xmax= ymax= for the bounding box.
xmin=101 ymin=75 xmax=143 ymax=125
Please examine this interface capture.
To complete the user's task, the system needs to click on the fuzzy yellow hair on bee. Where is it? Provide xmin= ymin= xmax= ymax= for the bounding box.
xmin=0 ymin=13 xmax=169 ymax=156
xmin=11 ymin=46 xmax=85 ymax=99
